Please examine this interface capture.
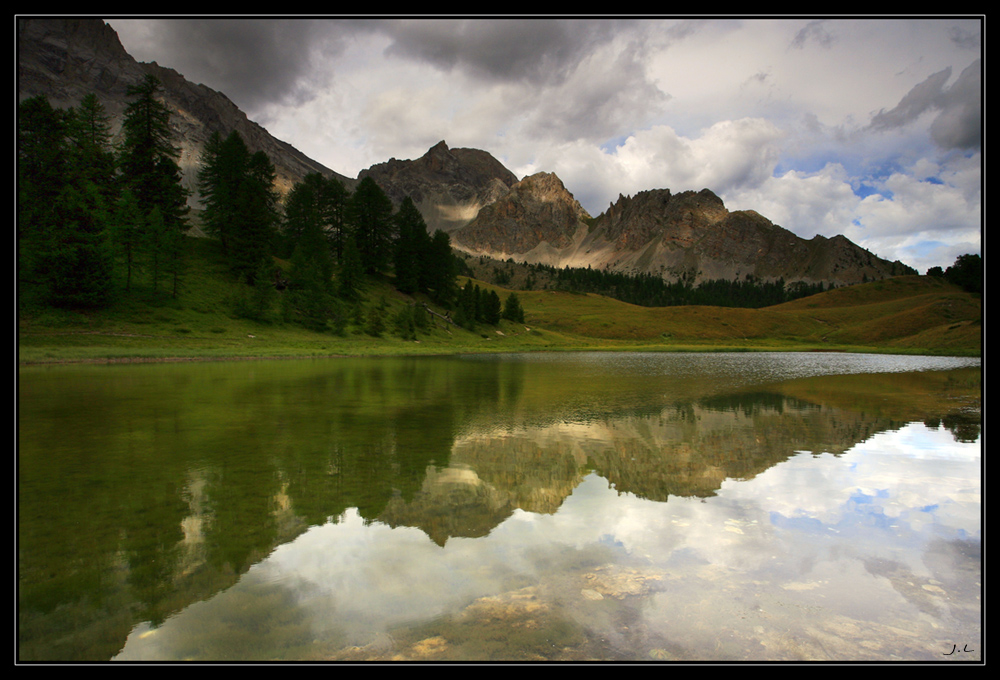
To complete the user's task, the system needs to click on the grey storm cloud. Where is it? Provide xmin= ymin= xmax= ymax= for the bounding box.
xmin=376 ymin=19 xmax=630 ymax=86
xmin=125 ymin=19 xmax=359 ymax=111
xmin=869 ymin=59 xmax=981 ymax=150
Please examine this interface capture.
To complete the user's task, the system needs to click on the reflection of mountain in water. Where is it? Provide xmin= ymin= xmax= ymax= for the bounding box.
xmin=376 ymin=394 xmax=907 ymax=542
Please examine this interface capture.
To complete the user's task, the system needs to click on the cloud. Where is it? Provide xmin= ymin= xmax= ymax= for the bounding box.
xmin=377 ymin=18 xmax=632 ymax=86
xmin=105 ymin=17 xmax=981 ymax=272
xmin=789 ymin=19 xmax=836 ymax=50
xmin=112 ymin=19 xmax=359 ymax=111
xmin=868 ymin=59 xmax=981 ymax=151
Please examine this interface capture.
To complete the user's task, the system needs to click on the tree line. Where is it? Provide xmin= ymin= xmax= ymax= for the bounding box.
xmin=521 ymin=262 xmax=834 ymax=308
xmin=926 ymin=254 xmax=982 ymax=295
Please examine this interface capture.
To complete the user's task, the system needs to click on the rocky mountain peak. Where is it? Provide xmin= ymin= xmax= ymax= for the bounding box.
xmin=452 ymin=171 xmax=591 ymax=259
xmin=358 ymin=141 xmax=519 ymax=234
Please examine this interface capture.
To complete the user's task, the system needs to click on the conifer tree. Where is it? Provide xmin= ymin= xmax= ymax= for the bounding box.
xmin=484 ymin=289 xmax=502 ymax=325
xmin=119 ymin=75 xmax=188 ymax=227
xmin=502 ymin=292 xmax=525 ymax=324
xmin=393 ymin=196 xmax=431 ymax=294
xmin=230 ymin=150 xmax=279 ymax=283
xmin=425 ymin=230 xmax=457 ymax=307
xmin=337 ymin=231 xmax=365 ymax=302
xmin=118 ymin=74 xmax=188 ymax=294
xmin=349 ymin=176 xmax=395 ymax=274
xmin=19 ymin=95 xmax=115 ymax=307
xmin=197 ymin=131 xmax=279 ymax=281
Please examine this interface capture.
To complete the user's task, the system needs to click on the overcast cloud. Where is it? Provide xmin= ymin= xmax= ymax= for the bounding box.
xmin=109 ymin=16 xmax=982 ymax=273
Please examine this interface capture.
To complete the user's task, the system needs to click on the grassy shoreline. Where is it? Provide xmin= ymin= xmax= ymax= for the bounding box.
xmin=17 ymin=336 xmax=980 ymax=367
xmin=18 ymin=242 xmax=981 ymax=366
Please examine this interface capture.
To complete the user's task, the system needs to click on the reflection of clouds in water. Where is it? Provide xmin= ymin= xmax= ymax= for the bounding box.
xmin=117 ymin=422 xmax=979 ymax=660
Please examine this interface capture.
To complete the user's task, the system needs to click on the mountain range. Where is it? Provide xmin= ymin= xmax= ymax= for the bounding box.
xmin=17 ymin=17 xmax=915 ymax=287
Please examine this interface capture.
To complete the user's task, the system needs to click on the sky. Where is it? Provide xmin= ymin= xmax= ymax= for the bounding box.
xmin=107 ymin=16 xmax=982 ymax=273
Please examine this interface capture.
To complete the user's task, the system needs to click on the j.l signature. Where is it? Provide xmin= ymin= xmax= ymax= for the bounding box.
xmin=943 ymin=644 xmax=975 ymax=656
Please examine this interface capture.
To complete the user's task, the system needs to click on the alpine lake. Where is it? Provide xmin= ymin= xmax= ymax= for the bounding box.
xmin=18 ymin=351 xmax=982 ymax=663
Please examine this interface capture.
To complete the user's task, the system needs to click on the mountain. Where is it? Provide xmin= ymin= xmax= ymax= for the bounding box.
xmin=454 ymin=181 xmax=915 ymax=286
xmin=18 ymin=18 xmax=915 ymax=288
xmin=17 ymin=17 xmax=353 ymax=211
xmin=358 ymin=140 xmax=519 ymax=234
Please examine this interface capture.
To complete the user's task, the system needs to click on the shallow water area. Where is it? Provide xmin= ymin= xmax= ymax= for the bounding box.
xmin=18 ymin=352 xmax=981 ymax=662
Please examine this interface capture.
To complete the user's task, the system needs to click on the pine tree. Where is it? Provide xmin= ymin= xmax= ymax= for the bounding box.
xmin=118 ymin=75 xmax=188 ymax=295
xmin=502 ymin=292 xmax=525 ymax=324
xmin=484 ymin=289 xmax=502 ymax=325
xmin=393 ymin=196 xmax=431 ymax=294
xmin=198 ymin=131 xmax=278 ymax=281
xmin=18 ymin=95 xmax=115 ymax=307
xmin=119 ymin=75 xmax=188 ymax=222
xmin=425 ymin=230 xmax=457 ymax=307
xmin=66 ymin=93 xmax=116 ymax=204
xmin=18 ymin=96 xmax=70 ymax=304
xmin=337 ymin=232 xmax=365 ymax=302
xmin=230 ymin=150 xmax=279 ymax=282
xmin=349 ymin=176 xmax=395 ymax=274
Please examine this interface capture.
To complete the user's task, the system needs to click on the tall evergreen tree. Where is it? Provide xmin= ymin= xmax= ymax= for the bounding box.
xmin=198 ymin=131 xmax=279 ymax=282
xmin=349 ymin=176 xmax=395 ymax=275
xmin=18 ymin=96 xmax=69 ymax=303
xmin=45 ymin=181 xmax=114 ymax=307
xmin=230 ymin=150 xmax=279 ymax=283
xmin=393 ymin=196 xmax=431 ymax=295
xmin=118 ymin=75 xmax=187 ymax=222
xmin=198 ymin=130 xmax=248 ymax=253
xmin=337 ymin=231 xmax=365 ymax=302
xmin=502 ymin=292 xmax=525 ymax=324
xmin=66 ymin=93 xmax=116 ymax=203
xmin=484 ymin=289 xmax=502 ymax=325
xmin=118 ymin=74 xmax=188 ymax=294
xmin=425 ymin=230 xmax=457 ymax=307
xmin=19 ymin=95 xmax=115 ymax=307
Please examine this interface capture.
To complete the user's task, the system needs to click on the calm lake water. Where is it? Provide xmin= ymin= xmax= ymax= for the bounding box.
xmin=17 ymin=352 xmax=981 ymax=662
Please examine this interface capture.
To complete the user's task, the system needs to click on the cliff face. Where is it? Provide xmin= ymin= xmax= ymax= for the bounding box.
xmin=17 ymin=18 xmax=351 ymax=207
xmin=358 ymin=140 xmax=519 ymax=235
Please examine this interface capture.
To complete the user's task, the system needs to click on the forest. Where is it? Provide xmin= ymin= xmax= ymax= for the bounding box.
xmin=17 ymin=76 xmax=523 ymax=338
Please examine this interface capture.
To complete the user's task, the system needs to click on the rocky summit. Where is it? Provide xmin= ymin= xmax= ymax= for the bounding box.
xmin=452 ymin=172 xmax=592 ymax=261
xmin=358 ymin=140 xmax=518 ymax=235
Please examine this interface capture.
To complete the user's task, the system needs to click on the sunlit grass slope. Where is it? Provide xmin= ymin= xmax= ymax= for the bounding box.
xmin=485 ymin=274 xmax=980 ymax=355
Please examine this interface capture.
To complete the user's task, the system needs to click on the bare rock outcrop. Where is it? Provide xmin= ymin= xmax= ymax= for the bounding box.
xmin=358 ymin=140 xmax=519 ymax=234
xmin=452 ymin=172 xmax=591 ymax=260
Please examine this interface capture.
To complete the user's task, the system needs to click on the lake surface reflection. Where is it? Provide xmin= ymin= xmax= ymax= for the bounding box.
xmin=17 ymin=353 xmax=981 ymax=662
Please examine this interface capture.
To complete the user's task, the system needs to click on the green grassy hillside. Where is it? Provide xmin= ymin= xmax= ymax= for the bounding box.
xmin=17 ymin=239 xmax=981 ymax=364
